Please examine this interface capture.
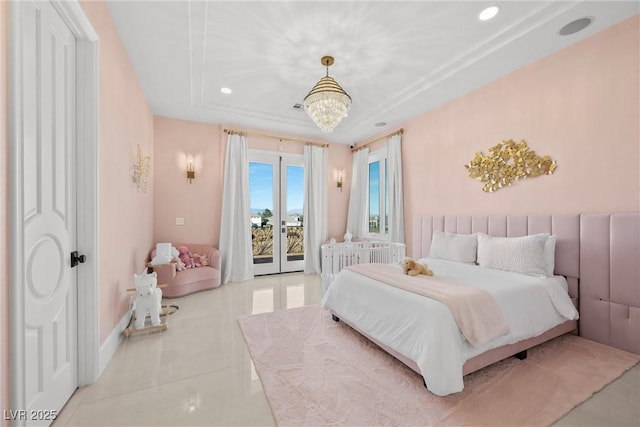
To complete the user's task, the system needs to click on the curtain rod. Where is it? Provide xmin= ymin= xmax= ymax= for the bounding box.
xmin=351 ymin=128 xmax=404 ymax=152
xmin=223 ymin=128 xmax=329 ymax=148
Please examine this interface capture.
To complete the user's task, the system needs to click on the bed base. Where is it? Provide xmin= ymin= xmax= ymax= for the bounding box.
xmin=330 ymin=311 xmax=575 ymax=380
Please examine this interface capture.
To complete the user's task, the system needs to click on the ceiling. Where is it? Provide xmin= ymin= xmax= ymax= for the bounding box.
xmin=107 ymin=1 xmax=639 ymax=145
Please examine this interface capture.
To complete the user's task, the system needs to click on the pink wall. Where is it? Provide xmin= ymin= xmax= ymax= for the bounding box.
xmin=153 ymin=118 xmax=351 ymax=248
xmin=326 ymin=142 xmax=351 ymax=240
xmin=1 ymin=2 xmax=9 ymax=423
xmin=80 ymin=1 xmax=155 ymax=343
xmin=153 ymin=117 xmax=224 ymax=245
xmin=399 ymin=15 xmax=639 ymax=256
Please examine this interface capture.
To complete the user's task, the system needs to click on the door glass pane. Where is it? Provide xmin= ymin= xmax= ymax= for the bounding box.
xmin=286 ymin=165 xmax=304 ymax=262
xmin=249 ymin=162 xmax=274 ymax=265
xmin=369 ymin=161 xmax=380 ymax=233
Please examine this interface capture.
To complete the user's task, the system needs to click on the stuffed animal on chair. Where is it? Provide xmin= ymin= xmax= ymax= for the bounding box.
xmin=402 ymin=257 xmax=434 ymax=277
xmin=191 ymin=253 xmax=202 ymax=268
xmin=171 ymin=246 xmax=186 ymax=271
xmin=177 ymin=246 xmax=192 ymax=269
xmin=133 ymin=271 xmax=162 ymax=329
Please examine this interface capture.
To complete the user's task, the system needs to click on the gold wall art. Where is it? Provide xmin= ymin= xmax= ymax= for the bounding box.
xmin=464 ymin=139 xmax=557 ymax=192
xmin=133 ymin=144 xmax=151 ymax=193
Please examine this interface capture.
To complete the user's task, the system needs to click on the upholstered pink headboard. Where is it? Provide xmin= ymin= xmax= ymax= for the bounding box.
xmin=580 ymin=213 xmax=639 ymax=354
xmin=412 ymin=215 xmax=581 ymax=303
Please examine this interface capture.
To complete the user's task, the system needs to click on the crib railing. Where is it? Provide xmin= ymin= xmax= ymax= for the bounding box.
xmin=321 ymin=241 xmax=406 ymax=294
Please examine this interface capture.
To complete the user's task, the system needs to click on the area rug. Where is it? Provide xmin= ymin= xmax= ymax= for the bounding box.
xmin=238 ymin=305 xmax=639 ymax=427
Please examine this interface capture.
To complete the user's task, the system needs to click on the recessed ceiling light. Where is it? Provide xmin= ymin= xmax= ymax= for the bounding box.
xmin=374 ymin=122 xmax=387 ymax=127
xmin=220 ymin=87 xmax=232 ymax=94
xmin=559 ymin=17 xmax=593 ymax=36
xmin=479 ymin=6 xmax=499 ymax=21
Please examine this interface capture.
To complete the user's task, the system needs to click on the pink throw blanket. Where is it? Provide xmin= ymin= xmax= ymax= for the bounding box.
xmin=346 ymin=264 xmax=510 ymax=346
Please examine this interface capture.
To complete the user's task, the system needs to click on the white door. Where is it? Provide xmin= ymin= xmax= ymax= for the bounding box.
xmin=20 ymin=0 xmax=79 ymax=420
xmin=249 ymin=152 xmax=304 ymax=275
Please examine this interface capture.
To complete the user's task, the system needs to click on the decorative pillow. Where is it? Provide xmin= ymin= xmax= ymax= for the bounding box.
xmin=477 ymin=233 xmax=548 ymax=277
xmin=429 ymin=231 xmax=478 ymax=264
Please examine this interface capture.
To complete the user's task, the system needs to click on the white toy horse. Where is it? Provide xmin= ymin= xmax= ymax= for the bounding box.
xmin=133 ymin=271 xmax=162 ymax=329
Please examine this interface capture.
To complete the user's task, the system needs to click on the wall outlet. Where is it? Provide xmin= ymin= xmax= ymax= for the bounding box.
xmin=175 ymin=217 xmax=185 ymax=225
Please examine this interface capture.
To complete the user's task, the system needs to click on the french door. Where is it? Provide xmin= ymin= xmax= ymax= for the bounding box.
xmin=249 ymin=151 xmax=304 ymax=275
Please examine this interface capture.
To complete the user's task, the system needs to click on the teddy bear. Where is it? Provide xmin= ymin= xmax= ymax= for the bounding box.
xmin=177 ymin=246 xmax=192 ymax=269
xmin=402 ymin=257 xmax=433 ymax=277
xmin=199 ymin=255 xmax=209 ymax=267
xmin=132 ymin=271 xmax=162 ymax=329
xmin=191 ymin=253 xmax=202 ymax=268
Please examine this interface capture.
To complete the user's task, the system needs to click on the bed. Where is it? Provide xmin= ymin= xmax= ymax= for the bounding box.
xmin=322 ymin=214 xmax=581 ymax=396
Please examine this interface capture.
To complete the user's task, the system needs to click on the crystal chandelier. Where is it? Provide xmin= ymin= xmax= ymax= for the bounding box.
xmin=303 ymin=56 xmax=351 ymax=133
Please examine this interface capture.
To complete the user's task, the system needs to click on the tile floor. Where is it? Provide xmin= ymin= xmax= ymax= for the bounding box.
xmin=53 ymin=273 xmax=639 ymax=426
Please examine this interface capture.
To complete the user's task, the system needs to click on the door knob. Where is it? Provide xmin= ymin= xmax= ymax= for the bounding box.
xmin=71 ymin=251 xmax=87 ymax=268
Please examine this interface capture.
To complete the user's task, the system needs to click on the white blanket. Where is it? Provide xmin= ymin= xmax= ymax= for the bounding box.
xmin=345 ymin=263 xmax=510 ymax=346
xmin=322 ymin=258 xmax=579 ymax=396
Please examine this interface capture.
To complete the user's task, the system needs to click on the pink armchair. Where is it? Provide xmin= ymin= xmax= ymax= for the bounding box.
xmin=148 ymin=243 xmax=221 ymax=298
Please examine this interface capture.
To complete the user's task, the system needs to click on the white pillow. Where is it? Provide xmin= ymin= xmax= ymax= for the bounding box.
xmin=477 ymin=233 xmax=548 ymax=277
xmin=429 ymin=231 xmax=478 ymax=264
xmin=528 ymin=233 xmax=558 ymax=277
xmin=544 ymin=235 xmax=557 ymax=277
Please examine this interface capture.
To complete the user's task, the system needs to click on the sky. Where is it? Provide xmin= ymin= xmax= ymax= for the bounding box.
xmin=249 ymin=162 xmax=304 ymax=214
xmin=369 ymin=161 xmax=380 ymax=216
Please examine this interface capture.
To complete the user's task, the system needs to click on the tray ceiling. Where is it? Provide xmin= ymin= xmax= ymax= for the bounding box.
xmin=107 ymin=1 xmax=639 ymax=144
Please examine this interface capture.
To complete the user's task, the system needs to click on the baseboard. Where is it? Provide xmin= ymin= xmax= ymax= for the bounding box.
xmin=98 ymin=309 xmax=132 ymax=376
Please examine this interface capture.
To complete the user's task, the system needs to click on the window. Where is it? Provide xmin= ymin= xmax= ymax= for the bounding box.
xmin=368 ymin=150 xmax=388 ymax=238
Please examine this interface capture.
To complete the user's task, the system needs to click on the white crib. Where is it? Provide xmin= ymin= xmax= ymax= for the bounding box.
xmin=321 ymin=241 xmax=406 ymax=294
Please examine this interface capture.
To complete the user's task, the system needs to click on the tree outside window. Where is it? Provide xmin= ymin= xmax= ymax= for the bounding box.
xmin=261 ymin=208 xmax=272 ymax=228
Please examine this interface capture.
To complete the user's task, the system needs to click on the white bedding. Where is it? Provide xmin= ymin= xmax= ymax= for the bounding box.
xmin=321 ymin=258 xmax=579 ymax=396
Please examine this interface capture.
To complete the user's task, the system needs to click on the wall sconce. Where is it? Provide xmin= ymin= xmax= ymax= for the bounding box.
xmin=186 ymin=156 xmax=195 ymax=183
xmin=335 ymin=169 xmax=344 ymax=191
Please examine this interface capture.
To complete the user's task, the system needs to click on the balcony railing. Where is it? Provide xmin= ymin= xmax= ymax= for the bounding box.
xmin=251 ymin=225 xmax=304 ymax=263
